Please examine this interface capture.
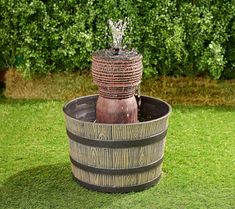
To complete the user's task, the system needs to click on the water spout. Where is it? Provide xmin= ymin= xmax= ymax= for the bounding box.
xmin=108 ymin=19 xmax=128 ymax=54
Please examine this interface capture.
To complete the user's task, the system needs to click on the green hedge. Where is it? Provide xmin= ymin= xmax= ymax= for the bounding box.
xmin=0 ymin=0 xmax=234 ymax=79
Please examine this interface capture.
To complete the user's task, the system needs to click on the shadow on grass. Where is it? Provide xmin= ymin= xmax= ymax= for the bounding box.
xmin=1 ymin=163 xmax=124 ymax=209
xmin=0 ymin=83 xmax=6 ymax=98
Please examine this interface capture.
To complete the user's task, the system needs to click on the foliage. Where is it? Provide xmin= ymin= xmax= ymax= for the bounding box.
xmin=0 ymin=0 xmax=234 ymax=78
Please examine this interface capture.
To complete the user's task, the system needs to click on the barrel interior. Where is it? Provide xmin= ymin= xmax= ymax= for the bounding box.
xmin=63 ymin=95 xmax=170 ymax=123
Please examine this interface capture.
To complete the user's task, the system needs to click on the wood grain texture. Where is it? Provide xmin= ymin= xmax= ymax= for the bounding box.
xmin=69 ymin=139 xmax=165 ymax=169
xmin=72 ymin=164 xmax=162 ymax=187
xmin=63 ymin=95 xmax=171 ymax=190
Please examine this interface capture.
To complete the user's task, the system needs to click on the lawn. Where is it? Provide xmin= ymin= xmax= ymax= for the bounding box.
xmin=0 ymin=97 xmax=234 ymax=209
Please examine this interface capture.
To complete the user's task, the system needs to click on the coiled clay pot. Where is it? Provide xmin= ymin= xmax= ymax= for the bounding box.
xmin=92 ymin=49 xmax=143 ymax=124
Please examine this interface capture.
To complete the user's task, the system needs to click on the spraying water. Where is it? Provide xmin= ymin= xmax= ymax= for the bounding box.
xmin=108 ymin=19 xmax=128 ymax=54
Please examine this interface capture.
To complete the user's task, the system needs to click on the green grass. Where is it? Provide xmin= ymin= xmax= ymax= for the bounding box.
xmin=0 ymin=98 xmax=234 ymax=209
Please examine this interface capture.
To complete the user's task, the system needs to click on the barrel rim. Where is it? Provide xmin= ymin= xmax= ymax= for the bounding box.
xmin=63 ymin=94 xmax=171 ymax=126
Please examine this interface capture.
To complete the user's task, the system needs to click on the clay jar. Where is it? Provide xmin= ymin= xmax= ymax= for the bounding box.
xmin=92 ymin=49 xmax=143 ymax=124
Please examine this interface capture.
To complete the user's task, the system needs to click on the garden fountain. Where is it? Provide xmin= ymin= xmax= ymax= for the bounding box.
xmin=63 ymin=19 xmax=171 ymax=193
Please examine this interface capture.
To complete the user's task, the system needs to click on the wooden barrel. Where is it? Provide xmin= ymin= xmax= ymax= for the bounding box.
xmin=63 ymin=95 xmax=171 ymax=193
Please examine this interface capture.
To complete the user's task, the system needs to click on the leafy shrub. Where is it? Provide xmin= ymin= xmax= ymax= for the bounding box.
xmin=0 ymin=0 xmax=234 ymax=79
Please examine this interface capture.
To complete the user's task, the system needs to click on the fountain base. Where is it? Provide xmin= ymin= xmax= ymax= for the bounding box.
xmin=63 ymin=95 xmax=171 ymax=193
xmin=96 ymin=96 xmax=138 ymax=124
